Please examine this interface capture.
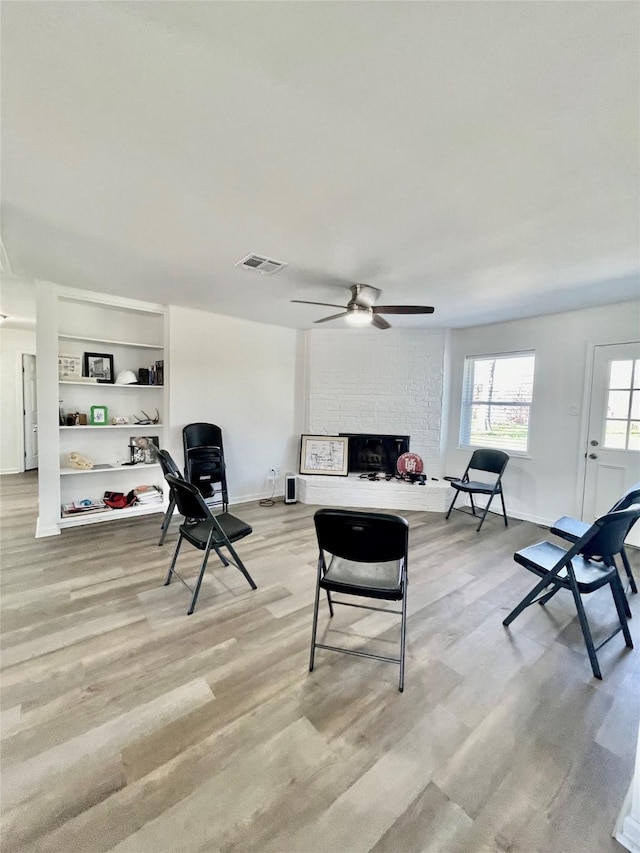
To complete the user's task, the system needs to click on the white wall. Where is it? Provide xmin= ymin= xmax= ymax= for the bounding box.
xmin=0 ymin=278 xmax=37 ymax=474
xmin=305 ymin=327 xmax=448 ymax=474
xmin=168 ymin=306 xmax=302 ymax=502
xmin=445 ymin=300 xmax=640 ymax=526
xmin=0 ymin=327 xmax=36 ymax=473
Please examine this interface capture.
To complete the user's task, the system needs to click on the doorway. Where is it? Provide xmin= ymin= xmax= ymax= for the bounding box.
xmin=22 ymin=353 xmax=38 ymax=470
xmin=582 ymin=342 xmax=640 ymax=545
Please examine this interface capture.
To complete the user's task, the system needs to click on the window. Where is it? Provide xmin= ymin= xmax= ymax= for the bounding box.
xmin=460 ymin=352 xmax=535 ymax=453
xmin=603 ymin=358 xmax=640 ymax=450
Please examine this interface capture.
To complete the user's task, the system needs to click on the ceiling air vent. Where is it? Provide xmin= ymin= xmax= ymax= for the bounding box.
xmin=235 ymin=253 xmax=287 ymax=275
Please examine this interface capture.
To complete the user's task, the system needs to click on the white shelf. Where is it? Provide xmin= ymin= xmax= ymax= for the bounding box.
xmin=61 ymin=463 xmax=161 ymax=476
xmin=60 ymin=424 xmax=163 ymax=430
xmin=58 ymin=502 xmax=165 ymax=529
xmin=58 ymin=334 xmax=163 ymax=350
xmin=59 ymin=380 xmax=163 ymax=389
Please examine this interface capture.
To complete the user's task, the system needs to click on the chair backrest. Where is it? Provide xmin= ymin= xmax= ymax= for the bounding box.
xmin=157 ymin=448 xmax=182 ymax=480
xmin=183 ymin=423 xmax=224 ymax=455
xmin=314 ymin=508 xmax=409 ymax=564
xmin=610 ymin=482 xmax=640 ymax=512
xmin=578 ymin=503 xmax=640 ymax=561
xmin=467 ymin=449 xmax=509 ymax=477
xmin=165 ymin=474 xmax=210 ymax=521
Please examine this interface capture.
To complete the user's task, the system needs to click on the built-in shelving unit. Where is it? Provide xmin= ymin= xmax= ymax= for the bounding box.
xmin=36 ymin=285 xmax=169 ymax=537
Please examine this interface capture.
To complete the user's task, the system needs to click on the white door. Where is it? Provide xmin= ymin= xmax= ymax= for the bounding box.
xmin=583 ymin=342 xmax=640 ymax=545
xmin=22 ymin=353 xmax=38 ymax=470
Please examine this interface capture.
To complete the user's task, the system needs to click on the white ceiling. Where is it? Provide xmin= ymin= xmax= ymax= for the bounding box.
xmin=2 ymin=1 xmax=639 ymax=330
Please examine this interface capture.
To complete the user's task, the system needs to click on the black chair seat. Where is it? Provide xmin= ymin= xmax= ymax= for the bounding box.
xmin=320 ymin=555 xmax=404 ymax=601
xmin=550 ymin=516 xmax=590 ymax=540
xmin=180 ymin=513 xmax=253 ymax=550
xmin=450 ymin=479 xmax=499 ymax=495
xmin=514 ymin=541 xmax=618 ymax=592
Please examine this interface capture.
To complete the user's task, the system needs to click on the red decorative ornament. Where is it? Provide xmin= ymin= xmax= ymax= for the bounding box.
xmin=396 ymin=452 xmax=424 ymax=475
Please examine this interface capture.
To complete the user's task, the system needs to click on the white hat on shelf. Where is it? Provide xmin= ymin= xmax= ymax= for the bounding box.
xmin=115 ymin=370 xmax=138 ymax=385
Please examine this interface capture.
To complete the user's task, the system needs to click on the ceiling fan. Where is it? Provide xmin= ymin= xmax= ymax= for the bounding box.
xmin=291 ymin=284 xmax=435 ymax=329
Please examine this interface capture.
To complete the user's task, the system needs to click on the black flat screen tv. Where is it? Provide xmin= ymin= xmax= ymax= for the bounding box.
xmin=339 ymin=433 xmax=410 ymax=475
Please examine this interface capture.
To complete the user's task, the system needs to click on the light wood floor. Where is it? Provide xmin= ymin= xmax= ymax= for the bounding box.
xmin=1 ymin=472 xmax=638 ymax=853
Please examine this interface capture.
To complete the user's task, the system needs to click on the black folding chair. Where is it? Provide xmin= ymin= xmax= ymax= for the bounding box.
xmin=163 ymin=474 xmax=256 ymax=614
xmin=551 ymin=482 xmax=640 ymax=595
xmin=445 ymin=448 xmax=509 ymax=532
xmin=503 ymin=504 xmax=640 ymax=679
xmin=183 ymin=423 xmax=228 ymax=512
xmin=310 ymin=508 xmax=409 ymax=692
xmin=157 ymin=449 xmax=182 ymax=546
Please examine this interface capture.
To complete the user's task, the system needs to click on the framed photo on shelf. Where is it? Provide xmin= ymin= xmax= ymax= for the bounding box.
xmin=129 ymin=435 xmax=159 ymax=464
xmin=83 ymin=352 xmax=114 ymax=383
xmin=299 ymin=435 xmax=349 ymax=476
xmin=58 ymin=353 xmax=82 ymax=380
xmin=90 ymin=405 xmax=109 ymax=426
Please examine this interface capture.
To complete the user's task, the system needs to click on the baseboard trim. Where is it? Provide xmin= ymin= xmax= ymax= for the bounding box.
xmin=36 ymin=517 xmax=61 ymax=538
xmin=616 ymin=815 xmax=640 ymax=853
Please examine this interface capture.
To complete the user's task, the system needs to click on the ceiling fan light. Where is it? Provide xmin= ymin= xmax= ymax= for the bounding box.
xmin=345 ymin=306 xmax=372 ymax=326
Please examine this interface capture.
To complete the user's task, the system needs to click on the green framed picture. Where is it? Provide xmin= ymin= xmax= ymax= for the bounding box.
xmin=90 ymin=405 xmax=108 ymax=426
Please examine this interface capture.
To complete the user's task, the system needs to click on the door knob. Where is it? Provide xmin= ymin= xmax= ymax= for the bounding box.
xmin=590 ymin=440 xmax=599 ymax=446
xmin=589 ymin=453 xmax=598 ymax=459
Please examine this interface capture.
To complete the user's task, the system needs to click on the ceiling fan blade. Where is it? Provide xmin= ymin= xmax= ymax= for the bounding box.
xmin=371 ymin=314 xmax=391 ymax=330
xmin=372 ymin=305 xmax=435 ymax=315
xmin=291 ymin=300 xmax=347 ymax=309
xmin=314 ymin=311 xmax=349 ymax=324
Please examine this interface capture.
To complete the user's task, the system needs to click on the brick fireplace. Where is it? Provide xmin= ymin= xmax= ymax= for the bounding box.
xmin=299 ymin=328 xmax=450 ymax=512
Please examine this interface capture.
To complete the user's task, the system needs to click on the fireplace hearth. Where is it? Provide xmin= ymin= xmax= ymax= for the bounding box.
xmin=339 ymin=433 xmax=410 ymax=475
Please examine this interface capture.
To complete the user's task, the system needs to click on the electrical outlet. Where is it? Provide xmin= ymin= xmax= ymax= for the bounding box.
xmin=267 ymin=469 xmax=275 ymax=481
xmin=275 ymin=467 xmax=281 ymax=476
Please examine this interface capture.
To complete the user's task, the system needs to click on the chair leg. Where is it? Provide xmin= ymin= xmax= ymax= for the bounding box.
xmin=499 ymin=490 xmax=508 ymax=527
xmin=538 ymin=586 xmax=561 ymax=606
xmin=568 ymin=582 xmax=602 ymax=680
xmin=187 ymin=546 xmax=213 ymax=615
xmin=398 ymin=581 xmax=408 ymax=693
xmin=503 ymin=576 xmax=556 ymax=626
xmin=611 ymin=575 xmax=634 ymax=649
xmin=476 ymin=493 xmax=496 ymax=532
xmin=469 ymin=494 xmax=477 ymax=517
xmin=309 ymin=576 xmax=322 ymax=672
xmin=225 ymin=543 xmax=257 ymax=590
xmin=445 ymin=489 xmax=459 ymax=520
xmin=158 ymin=496 xmax=176 ymax=546
xmin=326 ymin=590 xmax=334 ymax=617
xmin=213 ymin=547 xmax=230 ymax=567
xmin=620 ymin=548 xmax=638 ymax=594
xmin=164 ymin=535 xmax=183 ymax=585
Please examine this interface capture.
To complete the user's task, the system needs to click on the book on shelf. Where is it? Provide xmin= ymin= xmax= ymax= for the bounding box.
xmin=133 ymin=485 xmax=163 ymax=504
xmin=74 ymin=498 xmax=107 ymax=509
xmin=139 ymin=360 xmax=164 ymax=386
xmin=61 ymin=499 xmax=111 ymax=516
